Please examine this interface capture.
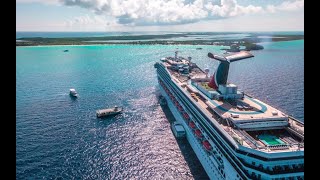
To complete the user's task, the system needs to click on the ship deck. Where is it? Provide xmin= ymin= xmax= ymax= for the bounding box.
xmin=164 ymin=61 xmax=287 ymax=121
xmin=206 ymin=94 xmax=287 ymax=121
xmin=161 ymin=60 xmax=304 ymax=153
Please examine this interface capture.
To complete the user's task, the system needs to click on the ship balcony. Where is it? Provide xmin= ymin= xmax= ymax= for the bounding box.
xmin=239 ymin=159 xmax=304 ymax=175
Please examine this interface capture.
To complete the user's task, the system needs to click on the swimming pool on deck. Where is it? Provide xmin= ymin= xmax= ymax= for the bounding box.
xmin=258 ymin=134 xmax=286 ymax=146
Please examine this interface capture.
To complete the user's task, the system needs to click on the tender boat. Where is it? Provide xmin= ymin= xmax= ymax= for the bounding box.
xmin=69 ymin=88 xmax=78 ymax=97
xmin=96 ymin=106 xmax=123 ymax=118
xmin=171 ymin=121 xmax=186 ymax=138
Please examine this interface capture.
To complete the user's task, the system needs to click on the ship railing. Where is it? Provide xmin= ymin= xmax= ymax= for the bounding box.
xmin=288 ymin=126 xmax=303 ymax=135
xmin=268 ymin=144 xmax=289 ymax=150
xmin=232 ymin=129 xmax=260 ymax=149
xmin=280 ymin=136 xmax=299 ymax=145
xmin=240 ymin=160 xmax=304 ymax=175
xmin=286 ymin=127 xmax=304 ymax=141
xmin=288 ymin=116 xmax=304 ymax=125
xmin=241 ymin=130 xmax=265 ymax=149
xmin=244 ymin=93 xmax=254 ymax=98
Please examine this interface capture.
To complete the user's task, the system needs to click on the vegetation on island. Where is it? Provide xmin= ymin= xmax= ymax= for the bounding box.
xmin=16 ymin=32 xmax=303 ymax=51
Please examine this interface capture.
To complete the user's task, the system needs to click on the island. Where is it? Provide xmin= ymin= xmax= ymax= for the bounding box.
xmin=16 ymin=32 xmax=303 ymax=51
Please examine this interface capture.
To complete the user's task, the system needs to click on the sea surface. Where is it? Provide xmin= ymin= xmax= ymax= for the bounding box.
xmin=16 ymin=39 xmax=304 ymax=179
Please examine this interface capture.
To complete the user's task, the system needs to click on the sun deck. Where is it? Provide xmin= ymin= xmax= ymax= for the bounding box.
xmin=163 ymin=61 xmax=207 ymax=82
xmin=166 ymin=63 xmax=288 ymax=122
xmin=206 ymin=95 xmax=287 ymax=121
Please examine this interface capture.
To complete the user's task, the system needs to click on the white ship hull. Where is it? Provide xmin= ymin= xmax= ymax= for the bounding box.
xmin=160 ymin=85 xmax=228 ymax=180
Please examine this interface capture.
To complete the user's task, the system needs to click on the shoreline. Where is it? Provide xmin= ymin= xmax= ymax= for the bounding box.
xmin=16 ymin=34 xmax=304 ymax=48
xmin=15 ymin=39 xmax=304 ymax=50
xmin=16 ymin=39 xmax=304 ymax=48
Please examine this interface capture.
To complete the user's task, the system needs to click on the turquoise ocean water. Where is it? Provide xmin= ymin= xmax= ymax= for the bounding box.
xmin=16 ymin=40 xmax=304 ymax=179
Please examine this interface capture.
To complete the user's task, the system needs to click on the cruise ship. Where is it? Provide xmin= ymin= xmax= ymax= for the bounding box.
xmin=154 ymin=51 xmax=304 ymax=180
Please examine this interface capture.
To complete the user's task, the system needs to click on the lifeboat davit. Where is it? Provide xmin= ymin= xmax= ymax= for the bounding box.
xmin=202 ymin=140 xmax=212 ymax=151
xmin=195 ymin=129 xmax=203 ymax=138
xmin=189 ymin=121 xmax=196 ymax=129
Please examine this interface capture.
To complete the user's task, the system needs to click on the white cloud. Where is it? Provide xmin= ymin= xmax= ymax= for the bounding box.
xmin=19 ymin=0 xmax=304 ymax=26
xmin=64 ymin=14 xmax=113 ymax=31
xmin=267 ymin=0 xmax=304 ymax=12
xmin=60 ymin=0 xmax=303 ymax=26
xmin=66 ymin=15 xmax=104 ymax=26
xmin=205 ymin=0 xmax=264 ymax=17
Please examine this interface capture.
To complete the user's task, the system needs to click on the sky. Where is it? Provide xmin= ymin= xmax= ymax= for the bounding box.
xmin=16 ymin=0 xmax=304 ymax=32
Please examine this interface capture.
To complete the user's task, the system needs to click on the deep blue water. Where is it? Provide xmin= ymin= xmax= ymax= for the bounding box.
xmin=16 ymin=40 xmax=304 ymax=179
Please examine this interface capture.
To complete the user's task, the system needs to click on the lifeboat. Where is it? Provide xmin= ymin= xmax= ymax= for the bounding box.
xmin=189 ymin=121 xmax=196 ymax=129
xmin=175 ymin=101 xmax=179 ymax=106
xmin=183 ymin=113 xmax=190 ymax=120
xmin=202 ymin=140 xmax=212 ymax=151
xmin=195 ymin=129 xmax=203 ymax=138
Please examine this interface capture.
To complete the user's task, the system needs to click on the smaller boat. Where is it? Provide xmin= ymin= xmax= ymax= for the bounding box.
xmin=196 ymin=47 xmax=203 ymax=50
xmin=171 ymin=121 xmax=186 ymax=138
xmin=96 ymin=106 xmax=123 ymax=118
xmin=69 ymin=88 xmax=78 ymax=97
xmin=63 ymin=50 xmax=69 ymax=52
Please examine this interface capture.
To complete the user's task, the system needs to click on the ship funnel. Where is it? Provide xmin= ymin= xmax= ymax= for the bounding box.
xmin=207 ymin=51 xmax=254 ymax=89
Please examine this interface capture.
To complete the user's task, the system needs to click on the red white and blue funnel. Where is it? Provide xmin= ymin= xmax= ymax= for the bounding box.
xmin=207 ymin=51 xmax=254 ymax=89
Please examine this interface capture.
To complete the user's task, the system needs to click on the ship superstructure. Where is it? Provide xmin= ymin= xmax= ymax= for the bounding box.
xmin=154 ymin=51 xmax=304 ymax=180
